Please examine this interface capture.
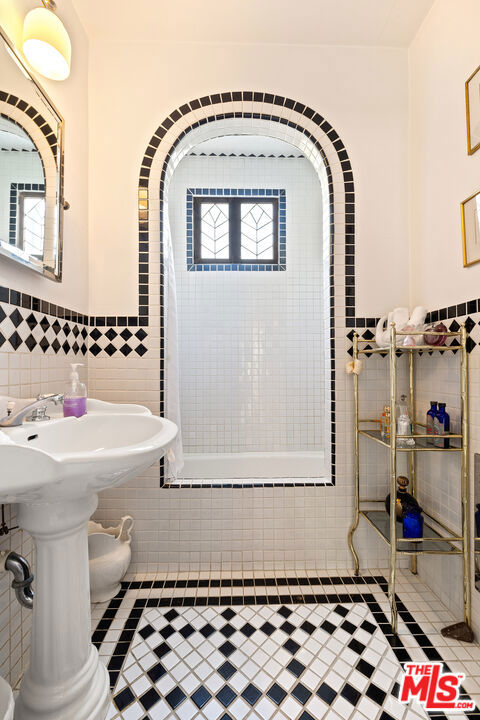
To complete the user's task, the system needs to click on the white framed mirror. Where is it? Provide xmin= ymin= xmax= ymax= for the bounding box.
xmin=0 ymin=27 xmax=65 ymax=281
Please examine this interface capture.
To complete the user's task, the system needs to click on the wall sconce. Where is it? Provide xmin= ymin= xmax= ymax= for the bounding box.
xmin=23 ymin=0 xmax=71 ymax=81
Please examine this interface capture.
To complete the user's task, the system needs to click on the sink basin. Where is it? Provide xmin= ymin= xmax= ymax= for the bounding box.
xmin=0 ymin=406 xmax=177 ymax=720
xmin=0 ymin=413 xmax=176 ymax=503
xmin=1 ymin=396 xmax=152 ymax=418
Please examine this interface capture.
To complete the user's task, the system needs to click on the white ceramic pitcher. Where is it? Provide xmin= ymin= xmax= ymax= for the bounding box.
xmin=88 ymin=515 xmax=134 ymax=603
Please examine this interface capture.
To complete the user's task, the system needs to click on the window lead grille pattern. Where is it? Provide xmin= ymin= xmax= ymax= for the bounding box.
xmin=240 ymin=202 xmax=275 ymax=260
xmin=199 ymin=202 xmax=230 ymax=259
xmin=187 ymin=189 xmax=286 ymax=271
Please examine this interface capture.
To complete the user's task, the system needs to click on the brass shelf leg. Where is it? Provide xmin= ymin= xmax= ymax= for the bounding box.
xmin=389 ymin=323 xmax=398 ymax=634
xmin=441 ymin=325 xmax=473 ymax=642
xmin=348 ymin=332 xmax=360 ymax=576
xmin=409 ymin=351 xmax=417 ymax=575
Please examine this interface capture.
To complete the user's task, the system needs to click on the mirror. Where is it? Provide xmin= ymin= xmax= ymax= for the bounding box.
xmin=0 ymin=28 xmax=64 ymax=281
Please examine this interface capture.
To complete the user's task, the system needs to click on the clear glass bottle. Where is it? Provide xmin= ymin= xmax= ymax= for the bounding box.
xmin=381 ymin=405 xmax=391 ymax=441
xmin=397 ymin=394 xmax=412 ymax=448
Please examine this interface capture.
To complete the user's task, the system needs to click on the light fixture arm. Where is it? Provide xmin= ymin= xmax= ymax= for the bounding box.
xmin=41 ymin=0 xmax=57 ymax=11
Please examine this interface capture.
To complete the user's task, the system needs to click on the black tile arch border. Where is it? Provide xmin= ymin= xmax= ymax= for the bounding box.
xmin=138 ymin=91 xmax=358 ymax=487
xmin=92 ymin=575 xmax=479 ymax=719
xmin=0 ymin=93 xmax=58 ymax=161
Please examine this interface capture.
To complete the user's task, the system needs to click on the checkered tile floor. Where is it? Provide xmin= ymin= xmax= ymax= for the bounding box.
xmin=91 ymin=572 xmax=480 ymax=720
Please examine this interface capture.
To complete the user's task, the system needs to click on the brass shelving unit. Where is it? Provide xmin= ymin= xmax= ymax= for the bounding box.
xmin=348 ymin=323 xmax=472 ymax=640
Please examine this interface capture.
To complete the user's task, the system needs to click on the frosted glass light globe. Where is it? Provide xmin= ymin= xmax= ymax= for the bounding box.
xmin=23 ymin=7 xmax=71 ymax=81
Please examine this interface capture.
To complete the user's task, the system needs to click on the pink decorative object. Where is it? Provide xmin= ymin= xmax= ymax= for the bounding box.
xmin=424 ymin=322 xmax=447 ymax=346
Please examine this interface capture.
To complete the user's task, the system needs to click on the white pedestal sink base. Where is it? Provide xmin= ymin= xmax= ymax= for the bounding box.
xmin=15 ymin=495 xmax=110 ymax=720
xmin=14 ymin=646 xmax=110 ymax=720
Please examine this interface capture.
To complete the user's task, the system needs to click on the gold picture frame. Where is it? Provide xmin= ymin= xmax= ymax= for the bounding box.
xmin=461 ymin=189 xmax=480 ymax=267
xmin=466 ymin=64 xmax=480 ymax=155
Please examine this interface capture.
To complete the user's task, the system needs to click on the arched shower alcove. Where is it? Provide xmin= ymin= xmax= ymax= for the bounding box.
xmin=136 ymin=92 xmax=357 ymax=487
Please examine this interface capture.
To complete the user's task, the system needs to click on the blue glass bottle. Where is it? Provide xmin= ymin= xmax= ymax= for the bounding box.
xmin=433 ymin=403 xmax=450 ymax=448
xmin=426 ymin=401 xmax=438 ymax=445
xmin=403 ymin=506 xmax=424 ymax=539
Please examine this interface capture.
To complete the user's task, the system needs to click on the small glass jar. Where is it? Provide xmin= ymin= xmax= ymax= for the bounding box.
xmin=403 ymin=506 xmax=424 ymax=540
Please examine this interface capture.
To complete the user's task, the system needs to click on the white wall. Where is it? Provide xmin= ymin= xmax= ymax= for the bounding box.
xmin=408 ymin=0 xmax=480 ymax=636
xmin=87 ymin=42 xmax=409 ymax=320
xmin=169 ymin=155 xmax=324 ymax=461
xmin=0 ymin=0 xmax=89 ymax=313
xmin=409 ymin=0 xmax=480 ymax=310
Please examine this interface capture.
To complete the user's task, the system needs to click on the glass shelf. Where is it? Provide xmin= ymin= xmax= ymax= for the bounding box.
xmin=360 ymin=510 xmax=460 ymax=554
xmin=358 ymin=344 xmax=463 ymax=356
xmin=358 ymin=429 xmax=462 ymax=451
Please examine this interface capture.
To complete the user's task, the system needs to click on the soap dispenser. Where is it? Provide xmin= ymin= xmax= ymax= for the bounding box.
xmin=63 ymin=363 xmax=87 ymax=418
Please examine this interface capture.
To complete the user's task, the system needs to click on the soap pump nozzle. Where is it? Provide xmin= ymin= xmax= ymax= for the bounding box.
xmin=69 ymin=362 xmax=84 ymax=384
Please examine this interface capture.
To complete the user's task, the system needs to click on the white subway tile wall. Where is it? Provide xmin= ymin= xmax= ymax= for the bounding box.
xmin=413 ymin=342 xmax=480 ymax=633
xmin=169 ymin=156 xmax=324 ymax=458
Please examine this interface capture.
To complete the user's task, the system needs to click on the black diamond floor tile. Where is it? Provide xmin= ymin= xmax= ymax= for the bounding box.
xmin=291 ymin=682 xmax=312 ymax=704
xmin=218 ymin=660 xmax=236 ymax=680
xmin=260 ymin=620 xmax=276 ymax=636
xmin=280 ymin=619 xmax=296 ymax=634
xmin=267 ymin=682 xmax=288 ymax=705
xmin=216 ymin=685 xmax=236 ymax=707
xmin=113 ymin=687 xmax=134 ymax=711
xmin=139 ymin=687 xmax=160 ymax=711
xmin=341 ymin=682 xmax=361 ymax=706
xmin=287 ymin=658 xmax=306 ymax=678
xmin=165 ymin=686 xmax=187 ymax=710
xmin=219 ymin=640 xmax=236 ymax=657
xmin=317 ymin=682 xmax=337 ymax=704
xmin=147 ymin=662 xmax=166 ymax=683
xmin=191 ymin=685 xmax=212 ymax=709
xmin=241 ymin=683 xmax=262 ymax=706
xmin=283 ymin=638 xmax=301 ymax=654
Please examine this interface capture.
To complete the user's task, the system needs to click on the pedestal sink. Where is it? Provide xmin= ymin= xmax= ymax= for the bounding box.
xmin=0 ymin=409 xmax=177 ymax=720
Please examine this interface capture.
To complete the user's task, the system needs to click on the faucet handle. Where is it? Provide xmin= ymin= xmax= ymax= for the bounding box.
xmin=27 ymin=406 xmax=49 ymax=423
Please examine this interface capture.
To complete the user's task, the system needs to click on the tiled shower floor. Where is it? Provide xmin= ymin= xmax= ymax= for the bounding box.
xmin=91 ymin=570 xmax=480 ymax=720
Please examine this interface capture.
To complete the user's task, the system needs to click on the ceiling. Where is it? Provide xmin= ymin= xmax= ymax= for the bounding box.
xmin=72 ymin=0 xmax=436 ymax=47
xmin=188 ymin=136 xmax=304 ymax=157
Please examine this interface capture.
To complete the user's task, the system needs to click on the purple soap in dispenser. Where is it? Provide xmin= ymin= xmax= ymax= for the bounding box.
xmin=63 ymin=363 xmax=87 ymax=418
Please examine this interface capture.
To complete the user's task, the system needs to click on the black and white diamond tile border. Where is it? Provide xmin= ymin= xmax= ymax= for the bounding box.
xmin=347 ymin=316 xmax=480 ymax=357
xmin=0 ymin=302 xmax=88 ymax=356
xmin=0 ymin=302 xmax=149 ymax=358
xmin=89 ymin=326 xmax=149 ymax=359
xmin=90 ymin=571 xmax=480 ymax=720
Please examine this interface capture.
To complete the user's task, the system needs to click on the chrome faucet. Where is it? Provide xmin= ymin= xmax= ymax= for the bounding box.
xmin=0 ymin=394 xmax=64 ymax=428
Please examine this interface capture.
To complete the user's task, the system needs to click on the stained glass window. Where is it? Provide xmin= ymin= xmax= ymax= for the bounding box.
xmin=198 ymin=202 xmax=230 ymax=260
xmin=240 ymin=202 xmax=275 ymax=260
xmin=193 ymin=196 xmax=279 ymax=265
